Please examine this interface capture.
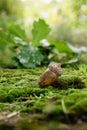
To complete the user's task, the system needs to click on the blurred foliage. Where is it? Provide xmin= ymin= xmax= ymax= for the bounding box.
xmin=0 ymin=19 xmax=87 ymax=68
xmin=0 ymin=0 xmax=22 ymax=16
xmin=0 ymin=0 xmax=87 ymax=68
xmin=1 ymin=0 xmax=87 ymax=26
xmin=50 ymin=22 xmax=87 ymax=46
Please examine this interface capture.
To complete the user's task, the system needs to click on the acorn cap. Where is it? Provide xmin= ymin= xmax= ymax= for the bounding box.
xmin=48 ymin=63 xmax=61 ymax=76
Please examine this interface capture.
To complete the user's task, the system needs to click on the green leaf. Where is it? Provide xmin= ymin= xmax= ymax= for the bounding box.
xmin=32 ymin=19 xmax=51 ymax=46
xmin=9 ymin=24 xmax=28 ymax=42
xmin=17 ymin=46 xmax=44 ymax=68
xmin=49 ymin=40 xmax=73 ymax=54
xmin=0 ymin=31 xmax=15 ymax=50
xmin=62 ymin=57 xmax=78 ymax=65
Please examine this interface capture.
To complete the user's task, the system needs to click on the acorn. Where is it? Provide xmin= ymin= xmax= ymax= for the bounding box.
xmin=38 ymin=63 xmax=61 ymax=87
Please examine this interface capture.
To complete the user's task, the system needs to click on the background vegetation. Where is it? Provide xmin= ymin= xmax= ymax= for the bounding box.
xmin=0 ymin=0 xmax=87 ymax=68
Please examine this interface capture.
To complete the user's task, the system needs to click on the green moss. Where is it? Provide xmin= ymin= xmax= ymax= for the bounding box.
xmin=53 ymin=75 xmax=85 ymax=89
xmin=0 ymin=65 xmax=87 ymax=127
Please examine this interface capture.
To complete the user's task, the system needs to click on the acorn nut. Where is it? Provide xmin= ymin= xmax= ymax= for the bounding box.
xmin=38 ymin=63 xmax=61 ymax=87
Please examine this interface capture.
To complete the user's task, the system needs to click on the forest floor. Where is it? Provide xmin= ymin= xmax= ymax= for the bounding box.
xmin=0 ymin=64 xmax=87 ymax=130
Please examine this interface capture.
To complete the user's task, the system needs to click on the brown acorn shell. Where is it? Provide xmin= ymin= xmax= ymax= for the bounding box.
xmin=38 ymin=64 xmax=61 ymax=87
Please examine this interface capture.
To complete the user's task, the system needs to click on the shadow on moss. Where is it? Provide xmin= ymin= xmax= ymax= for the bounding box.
xmin=52 ymin=76 xmax=85 ymax=89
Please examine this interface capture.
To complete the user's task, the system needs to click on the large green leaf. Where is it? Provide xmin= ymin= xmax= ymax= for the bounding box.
xmin=9 ymin=24 xmax=28 ymax=42
xmin=32 ymin=19 xmax=51 ymax=46
xmin=49 ymin=40 xmax=73 ymax=54
xmin=17 ymin=46 xmax=44 ymax=68
xmin=49 ymin=39 xmax=87 ymax=54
